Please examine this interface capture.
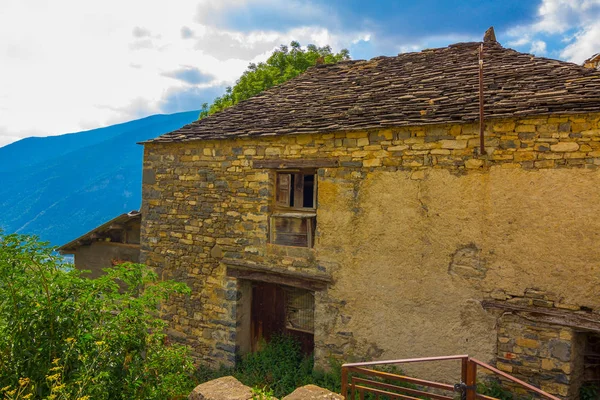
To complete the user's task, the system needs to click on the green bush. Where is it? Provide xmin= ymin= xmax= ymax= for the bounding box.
xmin=191 ymin=335 xmax=342 ymax=398
xmin=0 ymin=232 xmax=195 ymax=399
xmin=580 ymin=383 xmax=599 ymax=400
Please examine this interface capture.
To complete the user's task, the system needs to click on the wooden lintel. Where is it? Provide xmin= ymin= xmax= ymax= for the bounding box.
xmin=108 ymin=223 xmax=125 ymax=230
xmin=482 ymin=300 xmax=600 ymax=332
xmin=253 ymin=159 xmax=339 ymax=169
xmin=223 ymin=258 xmax=331 ymax=291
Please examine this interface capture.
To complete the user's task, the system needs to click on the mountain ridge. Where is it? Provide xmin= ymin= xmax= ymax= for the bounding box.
xmin=0 ymin=110 xmax=199 ymax=246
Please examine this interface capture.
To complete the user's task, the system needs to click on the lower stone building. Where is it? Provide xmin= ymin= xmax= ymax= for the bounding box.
xmin=140 ymin=34 xmax=600 ymax=399
xmin=59 ymin=211 xmax=141 ymax=277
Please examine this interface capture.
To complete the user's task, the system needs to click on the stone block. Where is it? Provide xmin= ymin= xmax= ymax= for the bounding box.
xmin=283 ymin=385 xmax=343 ymax=400
xmin=465 ymin=159 xmax=484 ymax=169
xmin=540 ymin=382 xmax=568 ymax=397
xmin=549 ymin=340 xmax=571 ymax=362
xmin=363 ymin=158 xmax=382 ymax=167
xmin=513 ymin=152 xmax=536 ymax=162
xmin=189 ymin=376 xmax=253 ymax=400
xmin=550 ymin=142 xmax=579 ymax=152
xmin=515 ymin=125 xmax=536 ymax=133
xmin=515 ymin=338 xmax=540 ymax=349
xmin=357 ymin=137 xmax=370 ymax=147
xmin=440 ymin=140 xmax=468 ymax=149
xmin=492 ymin=121 xmax=516 ymax=132
xmin=496 ymin=361 xmax=513 ymax=373
xmin=388 ymin=145 xmax=409 ymax=152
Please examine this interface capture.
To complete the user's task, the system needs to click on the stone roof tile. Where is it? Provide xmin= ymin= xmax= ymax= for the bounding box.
xmin=149 ymin=42 xmax=600 ymax=143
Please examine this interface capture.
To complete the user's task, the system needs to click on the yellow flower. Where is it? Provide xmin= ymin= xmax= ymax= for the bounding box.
xmin=53 ymin=383 xmax=65 ymax=391
xmin=1 ymin=385 xmax=11 ymax=392
xmin=52 ymin=358 xmax=61 ymax=365
xmin=77 ymin=396 xmax=91 ymax=400
xmin=7 ymin=389 xmax=17 ymax=396
xmin=94 ymin=341 xmax=105 ymax=346
xmin=19 ymin=377 xmax=30 ymax=386
xmin=23 ymin=394 xmax=34 ymax=399
xmin=65 ymin=337 xmax=75 ymax=343
xmin=46 ymin=373 xmax=61 ymax=382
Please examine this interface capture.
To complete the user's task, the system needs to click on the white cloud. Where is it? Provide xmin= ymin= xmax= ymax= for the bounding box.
xmin=530 ymin=40 xmax=548 ymax=55
xmin=560 ymin=23 xmax=600 ymax=63
xmin=0 ymin=0 xmax=367 ymax=148
xmin=506 ymin=0 xmax=600 ymax=62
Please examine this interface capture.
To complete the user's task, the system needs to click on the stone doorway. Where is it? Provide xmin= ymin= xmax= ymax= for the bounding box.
xmin=237 ymin=280 xmax=314 ymax=355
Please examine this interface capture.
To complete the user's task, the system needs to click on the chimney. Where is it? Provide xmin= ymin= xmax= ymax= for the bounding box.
xmin=483 ymin=26 xmax=497 ymax=43
xmin=584 ymin=53 xmax=600 ymax=70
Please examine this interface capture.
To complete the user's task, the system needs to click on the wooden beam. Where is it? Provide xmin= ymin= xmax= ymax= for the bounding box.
xmin=253 ymin=159 xmax=339 ymax=169
xmin=482 ymin=300 xmax=600 ymax=332
xmin=108 ymin=223 xmax=125 ymax=230
xmin=223 ymin=258 xmax=332 ymax=291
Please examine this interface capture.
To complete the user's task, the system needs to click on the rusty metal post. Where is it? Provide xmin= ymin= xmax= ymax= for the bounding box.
xmin=478 ymin=44 xmax=486 ymax=155
xmin=465 ymin=359 xmax=477 ymax=400
xmin=341 ymin=366 xmax=348 ymax=399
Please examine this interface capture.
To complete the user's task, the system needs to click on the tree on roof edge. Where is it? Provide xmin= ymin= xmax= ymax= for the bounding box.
xmin=198 ymin=41 xmax=350 ymax=119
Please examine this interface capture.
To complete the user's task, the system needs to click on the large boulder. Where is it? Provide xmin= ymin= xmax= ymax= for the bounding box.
xmin=282 ymin=385 xmax=343 ymax=400
xmin=189 ymin=376 xmax=253 ymax=400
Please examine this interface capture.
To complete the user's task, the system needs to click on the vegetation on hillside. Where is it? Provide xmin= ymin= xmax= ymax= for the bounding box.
xmin=199 ymin=41 xmax=350 ymax=119
xmin=0 ymin=232 xmax=195 ymax=399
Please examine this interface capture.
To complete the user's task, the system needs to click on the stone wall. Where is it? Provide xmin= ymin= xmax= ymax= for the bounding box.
xmin=496 ymin=314 xmax=581 ymax=398
xmin=73 ymin=241 xmax=140 ymax=278
xmin=141 ymin=112 xmax=600 ymax=396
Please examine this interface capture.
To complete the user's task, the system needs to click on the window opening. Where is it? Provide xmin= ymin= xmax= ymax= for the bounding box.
xmin=271 ymin=170 xmax=317 ymax=247
xmin=284 ymin=287 xmax=315 ymax=334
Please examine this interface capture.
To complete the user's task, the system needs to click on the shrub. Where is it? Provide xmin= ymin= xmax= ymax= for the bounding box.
xmin=580 ymin=383 xmax=599 ymax=400
xmin=0 ymin=232 xmax=194 ymax=399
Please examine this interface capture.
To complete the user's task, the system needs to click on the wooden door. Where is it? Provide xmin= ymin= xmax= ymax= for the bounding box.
xmin=250 ymin=282 xmax=315 ymax=355
xmin=251 ymin=282 xmax=286 ymax=352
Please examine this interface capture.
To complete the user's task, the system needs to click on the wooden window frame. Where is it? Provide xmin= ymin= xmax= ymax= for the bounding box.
xmin=273 ymin=169 xmax=317 ymax=212
xmin=270 ymin=169 xmax=317 ymax=248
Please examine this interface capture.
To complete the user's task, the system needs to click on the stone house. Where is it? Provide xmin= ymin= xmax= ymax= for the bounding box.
xmin=584 ymin=53 xmax=599 ymax=70
xmin=59 ymin=211 xmax=141 ymax=277
xmin=140 ymin=33 xmax=600 ymax=398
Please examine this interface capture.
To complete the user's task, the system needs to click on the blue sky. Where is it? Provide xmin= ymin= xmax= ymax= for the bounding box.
xmin=0 ymin=0 xmax=599 ymax=147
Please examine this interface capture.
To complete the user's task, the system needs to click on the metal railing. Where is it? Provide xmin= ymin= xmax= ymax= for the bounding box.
xmin=341 ymin=355 xmax=561 ymax=400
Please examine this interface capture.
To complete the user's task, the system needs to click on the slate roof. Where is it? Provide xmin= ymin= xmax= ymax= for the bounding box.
xmin=58 ymin=211 xmax=141 ymax=252
xmin=149 ymin=41 xmax=600 ymax=143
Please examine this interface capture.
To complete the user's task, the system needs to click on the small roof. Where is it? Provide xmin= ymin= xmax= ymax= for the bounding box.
xmin=147 ymin=40 xmax=600 ymax=144
xmin=58 ymin=211 xmax=141 ymax=253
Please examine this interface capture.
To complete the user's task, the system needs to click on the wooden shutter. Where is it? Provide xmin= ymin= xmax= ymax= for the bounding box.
xmin=276 ymin=173 xmax=291 ymax=207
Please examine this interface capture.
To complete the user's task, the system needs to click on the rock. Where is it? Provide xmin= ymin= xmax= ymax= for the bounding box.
xmin=550 ymin=142 xmax=579 ymax=152
xmin=189 ymin=376 xmax=253 ymax=400
xmin=282 ymin=385 xmax=343 ymax=400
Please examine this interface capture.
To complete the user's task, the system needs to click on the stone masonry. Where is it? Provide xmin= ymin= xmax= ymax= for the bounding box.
xmin=142 ymin=112 xmax=600 ymax=398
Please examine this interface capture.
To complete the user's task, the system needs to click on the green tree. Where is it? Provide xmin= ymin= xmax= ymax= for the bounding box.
xmin=199 ymin=41 xmax=350 ymax=118
xmin=0 ymin=231 xmax=194 ymax=399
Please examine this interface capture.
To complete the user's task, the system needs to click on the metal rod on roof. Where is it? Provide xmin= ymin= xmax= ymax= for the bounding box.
xmin=478 ymin=44 xmax=486 ymax=155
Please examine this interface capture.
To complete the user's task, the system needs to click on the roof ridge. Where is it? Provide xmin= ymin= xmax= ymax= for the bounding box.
xmin=147 ymin=41 xmax=600 ymax=143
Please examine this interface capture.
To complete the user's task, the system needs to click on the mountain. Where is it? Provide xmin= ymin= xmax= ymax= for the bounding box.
xmin=0 ymin=110 xmax=199 ymax=246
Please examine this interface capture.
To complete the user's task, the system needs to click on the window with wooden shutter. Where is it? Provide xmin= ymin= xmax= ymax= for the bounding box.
xmin=276 ymin=173 xmax=291 ymax=207
xmin=271 ymin=170 xmax=317 ymax=247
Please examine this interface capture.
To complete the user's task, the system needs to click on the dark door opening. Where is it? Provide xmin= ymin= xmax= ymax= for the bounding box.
xmin=250 ymin=282 xmax=314 ymax=355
